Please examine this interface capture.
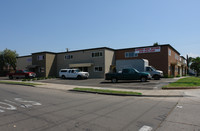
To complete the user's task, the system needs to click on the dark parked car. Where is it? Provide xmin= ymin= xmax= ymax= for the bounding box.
xmin=105 ymin=68 xmax=151 ymax=83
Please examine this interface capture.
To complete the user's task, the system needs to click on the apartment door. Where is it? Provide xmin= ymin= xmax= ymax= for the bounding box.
xmin=171 ymin=65 xmax=175 ymax=76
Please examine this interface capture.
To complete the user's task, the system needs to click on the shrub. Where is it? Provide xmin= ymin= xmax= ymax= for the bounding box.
xmin=164 ymin=75 xmax=174 ymax=78
xmin=22 ymin=79 xmax=27 ymax=81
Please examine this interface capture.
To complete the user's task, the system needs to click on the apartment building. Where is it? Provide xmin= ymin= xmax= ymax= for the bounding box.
xmin=56 ymin=47 xmax=115 ymax=78
xmin=17 ymin=47 xmax=115 ymax=78
xmin=16 ymin=44 xmax=186 ymax=78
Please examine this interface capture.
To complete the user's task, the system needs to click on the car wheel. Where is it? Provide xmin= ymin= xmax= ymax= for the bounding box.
xmin=111 ymin=78 xmax=118 ymax=83
xmin=77 ymin=75 xmax=82 ymax=80
xmin=154 ymin=75 xmax=160 ymax=80
xmin=25 ymin=75 xmax=29 ymax=79
xmin=62 ymin=75 xmax=66 ymax=79
xmin=141 ymin=77 xmax=147 ymax=82
xmin=9 ymin=75 xmax=13 ymax=79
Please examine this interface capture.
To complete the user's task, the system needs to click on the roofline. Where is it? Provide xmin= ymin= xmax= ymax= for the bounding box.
xmin=116 ymin=44 xmax=180 ymax=55
xmin=57 ymin=47 xmax=114 ymax=54
xmin=17 ymin=44 xmax=181 ymax=57
xmin=181 ymin=56 xmax=186 ymax=59
xmin=32 ymin=51 xmax=57 ymax=55
xmin=17 ymin=55 xmax=32 ymax=58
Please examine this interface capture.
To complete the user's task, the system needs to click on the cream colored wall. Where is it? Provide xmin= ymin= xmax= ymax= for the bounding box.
xmin=104 ymin=49 xmax=115 ymax=74
xmin=16 ymin=56 xmax=32 ymax=70
xmin=57 ymin=49 xmax=107 ymax=78
xmin=45 ymin=53 xmax=56 ymax=77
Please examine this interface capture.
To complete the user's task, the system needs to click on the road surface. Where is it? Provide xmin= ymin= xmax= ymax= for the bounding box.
xmin=0 ymin=83 xmax=180 ymax=131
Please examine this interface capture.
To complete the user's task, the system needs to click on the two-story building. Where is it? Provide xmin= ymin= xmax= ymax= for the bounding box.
xmin=16 ymin=44 xmax=186 ymax=78
xmin=115 ymin=44 xmax=187 ymax=77
xmin=17 ymin=47 xmax=115 ymax=78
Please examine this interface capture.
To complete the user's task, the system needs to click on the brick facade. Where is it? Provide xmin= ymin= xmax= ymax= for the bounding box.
xmin=115 ymin=44 xmax=186 ymax=77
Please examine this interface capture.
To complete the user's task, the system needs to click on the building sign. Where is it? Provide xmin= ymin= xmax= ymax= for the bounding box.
xmin=135 ymin=46 xmax=161 ymax=54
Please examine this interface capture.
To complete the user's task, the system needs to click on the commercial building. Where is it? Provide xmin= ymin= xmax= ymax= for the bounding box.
xmin=16 ymin=44 xmax=187 ymax=78
xmin=115 ymin=44 xmax=187 ymax=77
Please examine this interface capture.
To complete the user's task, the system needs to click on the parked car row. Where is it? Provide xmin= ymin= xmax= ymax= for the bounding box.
xmin=8 ymin=65 xmax=162 ymax=83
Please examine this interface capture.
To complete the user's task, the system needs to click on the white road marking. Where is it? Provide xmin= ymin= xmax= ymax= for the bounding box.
xmin=4 ymin=99 xmax=18 ymax=104
xmin=0 ymin=102 xmax=17 ymax=110
xmin=177 ymin=105 xmax=183 ymax=108
xmin=139 ymin=125 xmax=153 ymax=131
xmin=0 ymin=98 xmax=42 ymax=113
xmin=0 ymin=109 xmax=5 ymax=113
xmin=14 ymin=98 xmax=42 ymax=106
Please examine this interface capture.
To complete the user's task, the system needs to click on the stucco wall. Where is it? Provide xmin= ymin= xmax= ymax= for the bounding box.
xmin=104 ymin=49 xmax=115 ymax=74
xmin=56 ymin=49 xmax=107 ymax=78
xmin=45 ymin=53 xmax=57 ymax=77
xmin=16 ymin=56 xmax=32 ymax=70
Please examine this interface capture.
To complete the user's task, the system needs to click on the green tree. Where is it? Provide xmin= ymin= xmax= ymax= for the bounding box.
xmin=186 ymin=55 xmax=193 ymax=68
xmin=190 ymin=57 xmax=200 ymax=76
xmin=0 ymin=49 xmax=18 ymax=70
xmin=0 ymin=51 xmax=5 ymax=71
xmin=153 ymin=42 xmax=159 ymax=46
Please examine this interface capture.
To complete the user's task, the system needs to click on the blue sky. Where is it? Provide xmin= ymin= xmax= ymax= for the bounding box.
xmin=1 ymin=0 xmax=200 ymax=57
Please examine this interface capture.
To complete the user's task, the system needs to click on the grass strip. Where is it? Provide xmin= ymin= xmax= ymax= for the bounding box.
xmin=73 ymin=88 xmax=142 ymax=95
xmin=0 ymin=81 xmax=42 ymax=86
xmin=162 ymin=77 xmax=200 ymax=89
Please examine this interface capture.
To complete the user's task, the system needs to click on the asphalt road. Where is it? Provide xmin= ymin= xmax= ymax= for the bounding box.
xmin=0 ymin=84 xmax=179 ymax=131
xmin=36 ymin=78 xmax=179 ymax=90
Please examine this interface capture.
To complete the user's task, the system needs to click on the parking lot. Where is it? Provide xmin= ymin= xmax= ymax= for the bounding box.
xmin=37 ymin=77 xmax=179 ymax=90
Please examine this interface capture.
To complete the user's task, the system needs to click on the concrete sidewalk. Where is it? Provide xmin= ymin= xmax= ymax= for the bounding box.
xmin=34 ymin=82 xmax=185 ymax=97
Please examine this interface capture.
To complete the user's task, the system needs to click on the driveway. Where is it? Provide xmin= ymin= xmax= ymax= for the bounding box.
xmin=37 ymin=78 xmax=179 ymax=90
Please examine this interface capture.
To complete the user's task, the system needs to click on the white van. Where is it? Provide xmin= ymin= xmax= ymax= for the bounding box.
xmin=59 ymin=69 xmax=89 ymax=79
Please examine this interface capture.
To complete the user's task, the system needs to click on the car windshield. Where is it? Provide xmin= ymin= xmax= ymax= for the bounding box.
xmin=75 ymin=69 xmax=80 ymax=72
xmin=150 ymin=67 xmax=156 ymax=71
xmin=23 ymin=70 xmax=30 ymax=73
xmin=133 ymin=68 xmax=139 ymax=73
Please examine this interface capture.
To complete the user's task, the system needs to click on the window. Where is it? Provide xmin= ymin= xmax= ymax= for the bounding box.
xmin=61 ymin=70 xmax=67 ymax=72
xmin=169 ymin=66 xmax=171 ymax=71
xmin=94 ymin=66 xmax=103 ymax=72
xmin=125 ymin=52 xmax=138 ymax=58
xmin=64 ymin=54 xmax=73 ymax=60
xmin=175 ymin=54 xmax=179 ymax=60
xmin=16 ymin=70 xmax=23 ymax=73
xmin=123 ymin=69 xmax=130 ymax=74
xmin=27 ymin=58 xmax=32 ymax=62
xmin=169 ymin=49 xmax=171 ymax=56
xmin=146 ymin=67 xmax=152 ymax=71
xmin=37 ymin=55 xmax=44 ymax=61
xmin=184 ymin=60 xmax=186 ymax=64
xmin=39 ymin=67 xmax=44 ymax=73
xmin=92 ymin=52 xmax=103 ymax=58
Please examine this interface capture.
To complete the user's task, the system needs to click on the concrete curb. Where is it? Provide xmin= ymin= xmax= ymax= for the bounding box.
xmin=69 ymin=89 xmax=185 ymax=97
xmin=162 ymin=87 xmax=200 ymax=90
